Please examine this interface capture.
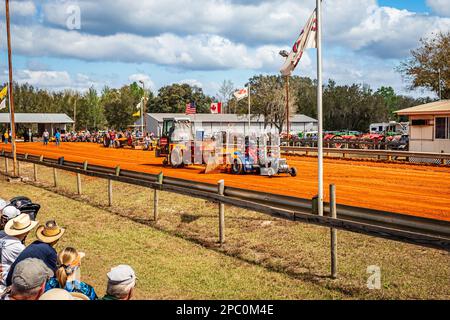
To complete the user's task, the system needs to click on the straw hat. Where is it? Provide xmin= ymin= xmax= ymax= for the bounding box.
xmin=36 ymin=220 xmax=65 ymax=243
xmin=4 ymin=214 xmax=38 ymax=237
xmin=39 ymin=288 xmax=89 ymax=300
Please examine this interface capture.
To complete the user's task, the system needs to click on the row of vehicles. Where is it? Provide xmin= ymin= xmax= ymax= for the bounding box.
xmin=155 ymin=117 xmax=297 ymax=177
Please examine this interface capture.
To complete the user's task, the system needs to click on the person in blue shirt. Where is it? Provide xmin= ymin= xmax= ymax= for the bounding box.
xmin=45 ymin=247 xmax=97 ymax=300
xmin=5 ymin=220 xmax=65 ymax=287
xmin=55 ymin=130 xmax=61 ymax=146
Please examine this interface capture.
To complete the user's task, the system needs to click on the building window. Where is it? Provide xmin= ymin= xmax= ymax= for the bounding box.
xmin=435 ymin=117 xmax=449 ymax=139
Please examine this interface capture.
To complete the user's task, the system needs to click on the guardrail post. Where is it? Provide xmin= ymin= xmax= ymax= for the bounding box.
xmin=218 ymin=179 xmax=225 ymax=245
xmin=76 ymin=173 xmax=82 ymax=195
xmin=83 ymin=161 xmax=88 ymax=171
xmin=108 ymin=179 xmax=113 ymax=207
xmin=154 ymin=172 xmax=163 ymax=221
xmin=330 ymin=184 xmax=338 ymax=279
xmin=53 ymin=168 xmax=58 ymax=187
xmin=105 ymin=166 xmax=120 ymax=206
xmin=312 ymin=195 xmax=318 ymax=215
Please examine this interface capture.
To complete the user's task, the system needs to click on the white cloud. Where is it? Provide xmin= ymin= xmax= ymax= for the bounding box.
xmin=34 ymin=0 xmax=450 ymax=64
xmin=334 ymin=5 xmax=450 ymax=58
xmin=128 ymin=73 xmax=155 ymax=91
xmin=427 ymin=0 xmax=450 ymax=17
xmin=9 ymin=24 xmax=281 ymax=71
xmin=178 ymin=79 xmax=203 ymax=88
xmin=0 ymin=0 xmax=36 ymax=17
xmin=41 ymin=0 xmax=312 ymax=45
xmin=14 ymin=69 xmax=98 ymax=91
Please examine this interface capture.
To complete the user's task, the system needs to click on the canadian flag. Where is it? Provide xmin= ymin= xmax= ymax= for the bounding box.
xmin=210 ymin=102 xmax=222 ymax=114
xmin=233 ymin=88 xmax=248 ymax=101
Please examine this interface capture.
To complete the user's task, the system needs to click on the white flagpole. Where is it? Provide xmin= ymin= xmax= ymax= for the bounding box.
xmin=248 ymin=83 xmax=251 ymax=133
xmin=316 ymin=0 xmax=324 ymax=216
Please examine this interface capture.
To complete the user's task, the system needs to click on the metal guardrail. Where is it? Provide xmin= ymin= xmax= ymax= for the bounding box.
xmin=281 ymin=146 xmax=450 ymax=164
xmin=1 ymin=150 xmax=449 ymax=252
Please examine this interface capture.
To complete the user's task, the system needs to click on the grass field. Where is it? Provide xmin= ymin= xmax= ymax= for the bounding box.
xmin=0 ymin=160 xmax=449 ymax=299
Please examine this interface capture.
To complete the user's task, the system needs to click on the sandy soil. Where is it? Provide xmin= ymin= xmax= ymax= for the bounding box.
xmin=3 ymin=142 xmax=450 ymax=221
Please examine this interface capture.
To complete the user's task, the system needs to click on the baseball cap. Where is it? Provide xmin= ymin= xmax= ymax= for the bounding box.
xmin=0 ymin=199 xmax=9 ymax=211
xmin=107 ymin=265 xmax=136 ymax=285
xmin=12 ymin=258 xmax=54 ymax=291
xmin=2 ymin=206 xmax=21 ymax=220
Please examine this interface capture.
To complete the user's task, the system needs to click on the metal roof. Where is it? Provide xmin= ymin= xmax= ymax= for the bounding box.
xmin=138 ymin=113 xmax=317 ymax=124
xmin=395 ymin=100 xmax=450 ymax=115
xmin=0 ymin=113 xmax=74 ymax=124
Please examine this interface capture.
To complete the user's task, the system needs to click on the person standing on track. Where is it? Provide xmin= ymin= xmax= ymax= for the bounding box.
xmin=109 ymin=130 xmax=116 ymax=148
xmin=43 ymin=129 xmax=49 ymax=145
xmin=55 ymin=130 xmax=61 ymax=146
xmin=4 ymin=130 xmax=9 ymax=145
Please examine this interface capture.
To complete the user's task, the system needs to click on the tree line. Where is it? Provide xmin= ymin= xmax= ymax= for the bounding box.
xmin=0 ymin=78 xmax=430 ymax=133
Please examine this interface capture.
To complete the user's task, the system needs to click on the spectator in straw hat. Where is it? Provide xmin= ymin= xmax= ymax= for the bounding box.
xmin=0 ymin=214 xmax=38 ymax=292
xmin=1 ymin=258 xmax=53 ymax=300
xmin=5 ymin=220 xmax=65 ymax=287
xmin=40 ymin=288 xmax=89 ymax=300
xmin=45 ymin=247 xmax=98 ymax=300
xmin=102 ymin=265 xmax=137 ymax=300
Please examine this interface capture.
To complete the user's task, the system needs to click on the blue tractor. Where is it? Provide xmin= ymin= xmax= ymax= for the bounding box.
xmin=230 ymin=136 xmax=297 ymax=177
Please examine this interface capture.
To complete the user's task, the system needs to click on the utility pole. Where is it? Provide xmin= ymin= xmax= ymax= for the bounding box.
xmin=139 ymin=80 xmax=147 ymax=136
xmin=285 ymin=75 xmax=290 ymax=136
xmin=73 ymin=98 xmax=77 ymax=131
xmin=438 ymin=68 xmax=442 ymax=100
xmin=6 ymin=0 xmax=18 ymax=177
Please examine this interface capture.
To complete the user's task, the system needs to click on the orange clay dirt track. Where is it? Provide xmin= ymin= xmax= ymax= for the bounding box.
xmin=3 ymin=142 xmax=450 ymax=222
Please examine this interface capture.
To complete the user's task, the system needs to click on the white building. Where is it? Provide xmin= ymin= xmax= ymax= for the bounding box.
xmin=135 ymin=113 xmax=318 ymax=137
xmin=0 ymin=113 xmax=74 ymax=136
xmin=395 ymin=100 xmax=450 ymax=153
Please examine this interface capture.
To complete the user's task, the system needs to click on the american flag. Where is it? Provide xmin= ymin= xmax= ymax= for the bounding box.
xmin=185 ymin=102 xmax=196 ymax=114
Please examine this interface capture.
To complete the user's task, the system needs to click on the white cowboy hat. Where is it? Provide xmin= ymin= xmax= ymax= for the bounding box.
xmin=35 ymin=220 xmax=65 ymax=243
xmin=4 ymin=214 xmax=38 ymax=237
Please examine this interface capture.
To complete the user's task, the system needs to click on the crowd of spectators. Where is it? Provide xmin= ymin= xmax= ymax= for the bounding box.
xmin=102 ymin=130 xmax=155 ymax=149
xmin=0 ymin=197 xmax=136 ymax=301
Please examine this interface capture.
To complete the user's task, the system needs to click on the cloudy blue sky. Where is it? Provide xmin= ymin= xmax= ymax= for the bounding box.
xmin=0 ymin=0 xmax=449 ymax=98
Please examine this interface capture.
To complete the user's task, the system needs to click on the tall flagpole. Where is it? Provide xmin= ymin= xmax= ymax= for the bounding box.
xmin=6 ymin=0 xmax=18 ymax=177
xmin=316 ymin=0 xmax=324 ymax=216
xmin=248 ymin=83 xmax=251 ymax=133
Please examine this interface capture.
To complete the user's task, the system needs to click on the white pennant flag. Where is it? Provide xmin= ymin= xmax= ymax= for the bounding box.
xmin=280 ymin=9 xmax=317 ymax=76
xmin=233 ymin=88 xmax=248 ymax=102
xmin=0 ymin=98 xmax=6 ymax=110
xmin=136 ymin=97 xmax=144 ymax=110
